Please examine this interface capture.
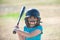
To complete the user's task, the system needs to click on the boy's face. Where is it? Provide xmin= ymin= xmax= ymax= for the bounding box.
xmin=28 ymin=16 xmax=38 ymax=27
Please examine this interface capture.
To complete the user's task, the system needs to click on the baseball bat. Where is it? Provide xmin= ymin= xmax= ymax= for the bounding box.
xmin=13 ymin=6 xmax=25 ymax=34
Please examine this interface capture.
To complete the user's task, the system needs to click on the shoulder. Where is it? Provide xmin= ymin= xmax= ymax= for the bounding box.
xmin=37 ymin=25 xmax=42 ymax=27
xmin=36 ymin=25 xmax=43 ymax=31
xmin=24 ymin=26 xmax=28 ymax=31
xmin=37 ymin=25 xmax=43 ymax=28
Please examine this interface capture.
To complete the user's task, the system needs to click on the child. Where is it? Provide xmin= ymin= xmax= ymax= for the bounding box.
xmin=16 ymin=9 xmax=43 ymax=40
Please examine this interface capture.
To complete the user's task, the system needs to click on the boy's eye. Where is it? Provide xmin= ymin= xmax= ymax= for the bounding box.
xmin=28 ymin=19 xmax=37 ymax=22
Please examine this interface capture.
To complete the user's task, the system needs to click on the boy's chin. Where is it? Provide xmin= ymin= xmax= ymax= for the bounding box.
xmin=29 ymin=24 xmax=35 ymax=28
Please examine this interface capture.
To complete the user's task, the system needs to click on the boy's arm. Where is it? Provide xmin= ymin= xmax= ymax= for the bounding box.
xmin=17 ymin=32 xmax=25 ymax=40
xmin=16 ymin=29 xmax=41 ymax=37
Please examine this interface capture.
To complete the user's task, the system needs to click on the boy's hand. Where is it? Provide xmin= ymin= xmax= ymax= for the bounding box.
xmin=13 ymin=25 xmax=20 ymax=34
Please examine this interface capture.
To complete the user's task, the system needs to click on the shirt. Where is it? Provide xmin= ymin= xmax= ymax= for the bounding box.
xmin=24 ymin=25 xmax=43 ymax=40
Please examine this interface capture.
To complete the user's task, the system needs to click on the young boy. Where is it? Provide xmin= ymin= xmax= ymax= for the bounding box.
xmin=16 ymin=9 xmax=43 ymax=40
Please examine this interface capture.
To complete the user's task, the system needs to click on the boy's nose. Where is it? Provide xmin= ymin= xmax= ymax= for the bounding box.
xmin=30 ymin=21 xmax=35 ymax=22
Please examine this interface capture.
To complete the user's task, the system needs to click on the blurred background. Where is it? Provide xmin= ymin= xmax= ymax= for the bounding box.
xmin=0 ymin=0 xmax=60 ymax=40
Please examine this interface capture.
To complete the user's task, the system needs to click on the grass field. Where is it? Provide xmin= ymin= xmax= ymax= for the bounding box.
xmin=0 ymin=0 xmax=60 ymax=40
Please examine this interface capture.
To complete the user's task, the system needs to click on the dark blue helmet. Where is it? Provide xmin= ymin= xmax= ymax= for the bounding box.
xmin=26 ymin=9 xmax=40 ymax=18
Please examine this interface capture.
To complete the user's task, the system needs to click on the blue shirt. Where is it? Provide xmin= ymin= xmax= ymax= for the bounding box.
xmin=24 ymin=25 xmax=43 ymax=40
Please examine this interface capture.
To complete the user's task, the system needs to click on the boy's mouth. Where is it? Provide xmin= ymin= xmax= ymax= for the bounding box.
xmin=29 ymin=20 xmax=37 ymax=25
xmin=30 ymin=22 xmax=35 ymax=24
xmin=29 ymin=21 xmax=35 ymax=22
xmin=29 ymin=21 xmax=36 ymax=27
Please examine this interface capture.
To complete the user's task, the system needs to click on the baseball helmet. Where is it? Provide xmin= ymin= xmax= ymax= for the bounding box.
xmin=26 ymin=9 xmax=40 ymax=18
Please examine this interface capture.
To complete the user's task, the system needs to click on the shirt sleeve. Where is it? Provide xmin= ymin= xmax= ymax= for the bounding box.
xmin=36 ymin=25 xmax=43 ymax=34
xmin=24 ymin=26 xmax=29 ymax=33
xmin=24 ymin=26 xmax=26 ymax=31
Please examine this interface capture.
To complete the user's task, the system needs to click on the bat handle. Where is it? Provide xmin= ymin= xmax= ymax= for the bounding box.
xmin=13 ymin=30 xmax=16 ymax=34
xmin=13 ymin=25 xmax=19 ymax=34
